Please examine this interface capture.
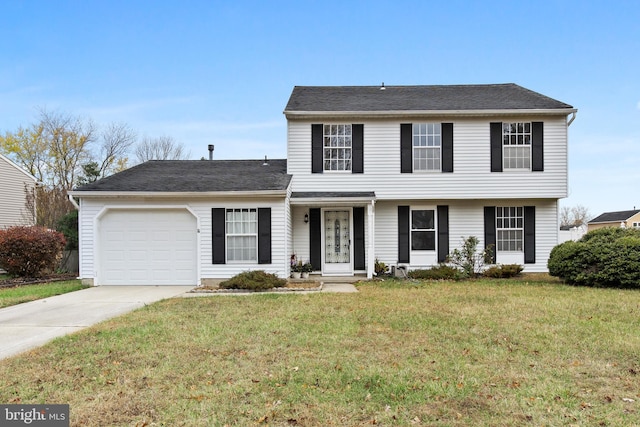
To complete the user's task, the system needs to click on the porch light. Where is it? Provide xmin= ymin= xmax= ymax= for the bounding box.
xmin=304 ymin=213 xmax=309 ymax=224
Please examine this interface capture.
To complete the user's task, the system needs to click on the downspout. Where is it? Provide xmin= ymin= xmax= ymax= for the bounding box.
xmin=68 ymin=193 xmax=79 ymax=209
xmin=567 ymin=112 xmax=577 ymax=127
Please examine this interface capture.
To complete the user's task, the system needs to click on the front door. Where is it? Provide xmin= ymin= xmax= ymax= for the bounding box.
xmin=322 ymin=209 xmax=352 ymax=275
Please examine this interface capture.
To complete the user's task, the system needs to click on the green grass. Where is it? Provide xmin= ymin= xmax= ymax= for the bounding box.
xmin=0 ymin=280 xmax=87 ymax=308
xmin=0 ymin=278 xmax=639 ymax=426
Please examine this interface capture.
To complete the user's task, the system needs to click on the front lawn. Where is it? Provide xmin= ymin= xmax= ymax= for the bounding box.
xmin=0 ymin=280 xmax=86 ymax=308
xmin=0 ymin=279 xmax=638 ymax=426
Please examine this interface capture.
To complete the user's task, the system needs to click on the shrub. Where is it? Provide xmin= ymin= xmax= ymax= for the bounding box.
xmin=55 ymin=210 xmax=78 ymax=250
xmin=483 ymin=264 xmax=524 ymax=278
xmin=374 ymin=258 xmax=389 ymax=276
xmin=447 ymin=236 xmax=494 ymax=278
xmin=548 ymin=227 xmax=640 ymax=288
xmin=219 ymin=270 xmax=286 ymax=291
xmin=408 ymin=265 xmax=463 ymax=280
xmin=0 ymin=226 xmax=66 ymax=277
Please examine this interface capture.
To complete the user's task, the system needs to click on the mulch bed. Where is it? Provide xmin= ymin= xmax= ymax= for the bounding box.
xmin=0 ymin=274 xmax=78 ymax=289
xmin=193 ymin=280 xmax=323 ymax=293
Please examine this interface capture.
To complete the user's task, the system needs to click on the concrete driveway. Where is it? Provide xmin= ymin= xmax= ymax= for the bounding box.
xmin=0 ymin=286 xmax=192 ymax=360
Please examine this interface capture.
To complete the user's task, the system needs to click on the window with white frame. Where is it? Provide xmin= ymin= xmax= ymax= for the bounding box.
xmin=226 ymin=208 xmax=257 ymax=261
xmin=411 ymin=209 xmax=436 ymax=250
xmin=503 ymin=122 xmax=531 ymax=169
xmin=413 ymin=123 xmax=441 ymax=171
xmin=323 ymin=124 xmax=352 ymax=171
xmin=633 ymin=222 xmax=640 ymax=229
xmin=496 ymin=207 xmax=523 ymax=251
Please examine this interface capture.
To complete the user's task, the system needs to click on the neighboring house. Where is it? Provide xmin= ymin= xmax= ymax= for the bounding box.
xmin=70 ymin=83 xmax=576 ymax=286
xmin=558 ymin=224 xmax=587 ymax=243
xmin=587 ymin=209 xmax=640 ymax=231
xmin=0 ymin=153 xmax=37 ymax=229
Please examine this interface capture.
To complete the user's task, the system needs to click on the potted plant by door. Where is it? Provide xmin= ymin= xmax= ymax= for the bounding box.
xmin=301 ymin=262 xmax=313 ymax=279
xmin=291 ymin=259 xmax=303 ymax=279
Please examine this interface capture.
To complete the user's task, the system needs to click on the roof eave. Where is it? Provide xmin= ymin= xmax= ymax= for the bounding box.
xmin=69 ymin=190 xmax=289 ymax=198
xmin=284 ymin=108 xmax=577 ymax=120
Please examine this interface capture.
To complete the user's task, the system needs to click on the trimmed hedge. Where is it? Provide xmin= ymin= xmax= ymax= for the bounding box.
xmin=219 ymin=270 xmax=286 ymax=291
xmin=407 ymin=265 xmax=463 ymax=281
xmin=483 ymin=264 xmax=524 ymax=278
xmin=0 ymin=226 xmax=66 ymax=277
xmin=548 ymin=227 xmax=640 ymax=288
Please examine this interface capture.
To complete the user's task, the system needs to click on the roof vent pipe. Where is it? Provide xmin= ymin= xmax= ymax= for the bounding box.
xmin=263 ymin=155 xmax=269 ymax=166
xmin=380 ymin=82 xmax=385 ymax=91
xmin=208 ymin=144 xmax=214 ymax=160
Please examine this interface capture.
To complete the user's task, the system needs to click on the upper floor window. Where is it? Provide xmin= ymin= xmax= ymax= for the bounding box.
xmin=503 ymin=122 xmax=531 ymax=170
xmin=323 ymin=124 xmax=352 ymax=171
xmin=226 ymin=208 xmax=257 ymax=262
xmin=496 ymin=206 xmax=523 ymax=251
xmin=413 ymin=123 xmax=441 ymax=171
xmin=411 ymin=209 xmax=435 ymax=250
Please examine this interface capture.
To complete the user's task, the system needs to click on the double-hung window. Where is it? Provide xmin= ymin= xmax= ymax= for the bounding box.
xmin=323 ymin=124 xmax=352 ymax=171
xmin=496 ymin=207 xmax=523 ymax=251
xmin=503 ymin=122 xmax=531 ymax=170
xmin=226 ymin=208 xmax=257 ymax=262
xmin=411 ymin=209 xmax=436 ymax=250
xmin=413 ymin=123 xmax=441 ymax=171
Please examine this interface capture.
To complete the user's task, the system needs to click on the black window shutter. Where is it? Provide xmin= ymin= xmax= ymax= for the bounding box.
xmin=212 ymin=208 xmax=226 ymax=264
xmin=524 ymin=206 xmax=536 ymax=264
xmin=490 ymin=122 xmax=503 ymax=172
xmin=309 ymin=208 xmax=321 ymax=270
xmin=400 ymin=123 xmax=412 ymax=173
xmin=441 ymin=123 xmax=454 ymax=173
xmin=352 ymin=124 xmax=363 ymax=174
xmin=532 ymin=122 xmax=544 ymax=172
xmin=353 ymin=207 xmax=365 ymax=269
xmin=257 ymin=208 xmax=271 ymax=264
xmin=437 ymin=205 xmax=449 ymax=262
xmin=484 ymin=206 xmax=497 ymax=263
xmin=311 ymin=124 xmax=323 ymax=173
xmin=398 ymin=205 xmax=410 ymax=263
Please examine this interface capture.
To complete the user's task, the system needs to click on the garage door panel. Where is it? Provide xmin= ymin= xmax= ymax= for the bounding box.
xmin=99 ymin=209 xmax=197 ymax=285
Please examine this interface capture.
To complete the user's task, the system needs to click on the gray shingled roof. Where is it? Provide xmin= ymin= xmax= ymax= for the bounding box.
xmin=73 ymin=159 xmax=291 ymax=193
xmin=589 ymin=210 xmax=640 ymax=224
xmin=284 ymin=83 xmax=573 ymax=113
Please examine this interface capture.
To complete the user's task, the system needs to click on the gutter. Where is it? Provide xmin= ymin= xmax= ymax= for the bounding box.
xmin=567 ymin=111 xmax=577 ymax=126
xmin=284 ymin=108 xmax=578 ymax=120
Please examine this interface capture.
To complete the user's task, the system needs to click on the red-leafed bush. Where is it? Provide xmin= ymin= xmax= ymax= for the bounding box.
xmin=0 ymin=226 xmax=66 ymax=277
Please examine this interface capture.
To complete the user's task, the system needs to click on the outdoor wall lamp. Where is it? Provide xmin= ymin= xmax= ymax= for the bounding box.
xmin=304 ymin=213 xmax=309 ymax=224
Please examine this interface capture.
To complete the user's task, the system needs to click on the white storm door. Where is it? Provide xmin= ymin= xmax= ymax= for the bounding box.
xmin=322 ymin=209 xmax=353 ymax=275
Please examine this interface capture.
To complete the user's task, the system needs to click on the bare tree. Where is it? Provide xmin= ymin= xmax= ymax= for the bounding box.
xmin=39 ymin=108 xmax=96 ymax=190
xmin=1 ymin=108 xmax=137 ymax=228
xmin=134 ymin=136 xmax=190 ymax=163
xmin=96 ymin=122 xmax=136 ymax=177
xmin=560 ymin=204 xmax=591 ymax=227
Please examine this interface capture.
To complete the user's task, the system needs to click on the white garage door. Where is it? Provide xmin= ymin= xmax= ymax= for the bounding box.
xmin=99 ymin=209 xmax=197 ymax=285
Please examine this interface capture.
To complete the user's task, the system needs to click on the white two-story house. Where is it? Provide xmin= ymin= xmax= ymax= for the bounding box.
xmin=71 ymin=84 xmax=575 ymax=286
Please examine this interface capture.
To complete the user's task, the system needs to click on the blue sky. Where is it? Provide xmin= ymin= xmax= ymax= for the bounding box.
xmin=1 ymin=0 xmax=639 ymax=217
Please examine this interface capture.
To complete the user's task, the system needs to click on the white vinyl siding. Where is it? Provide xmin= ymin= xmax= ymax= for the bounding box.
xmin=77 ymin=196 xmax=289 ymax=283
xmin=0 ymin=155 xmax=37 ymax=228
xmin=287 ymin=117 xmax=568 ymax=199
xmin=373 ymin=199 xmax=558 ymax=273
